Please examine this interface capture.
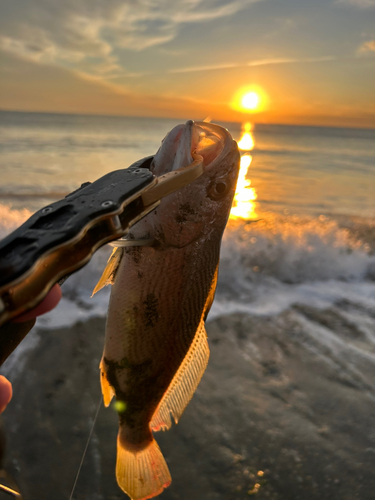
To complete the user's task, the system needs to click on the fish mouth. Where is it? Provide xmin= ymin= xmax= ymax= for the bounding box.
xmin=192 ymin=121 xmax=233 ymax=169
xmin=152 ymin=120 xmax=233 ymax=175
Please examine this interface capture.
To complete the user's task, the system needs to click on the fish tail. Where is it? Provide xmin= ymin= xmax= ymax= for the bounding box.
xmin=116 ymin=434 xmax=171 ymax=500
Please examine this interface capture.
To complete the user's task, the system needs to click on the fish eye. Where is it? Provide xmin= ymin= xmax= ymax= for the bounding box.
xmin=207 ymin=180 xmax=231 ymax=200
xmin=215 ymin=183 xmax=227 ymax=194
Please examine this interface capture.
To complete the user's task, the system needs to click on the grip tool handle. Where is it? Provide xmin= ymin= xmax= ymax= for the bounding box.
xmin=0 ymin=154 xmax=203 ymax=329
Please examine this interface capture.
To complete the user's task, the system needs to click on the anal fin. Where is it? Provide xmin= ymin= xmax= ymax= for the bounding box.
xmin=150 ymin=321 xmax=209 ymax=432
xmin=100 ymin=357 xmax=115 ymax=407
xmin=92 ymin=247 xmax=123 ymax=296
xmin=116 ymin=435 xmax=171 ymax=500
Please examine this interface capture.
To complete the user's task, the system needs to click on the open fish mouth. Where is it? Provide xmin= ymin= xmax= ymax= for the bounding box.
xmin=152 ymin=120 xmax=233 ymax=176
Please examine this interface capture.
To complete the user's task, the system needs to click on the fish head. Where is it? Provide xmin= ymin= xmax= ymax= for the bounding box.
xmin=132 ymin=120 xmax=240 ymax=248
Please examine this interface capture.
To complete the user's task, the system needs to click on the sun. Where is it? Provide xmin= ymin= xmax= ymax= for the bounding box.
xmin=241 ymin=92 xmax=259 ymax=110
xmin=230 ymin=86 xmax=268 ymax=114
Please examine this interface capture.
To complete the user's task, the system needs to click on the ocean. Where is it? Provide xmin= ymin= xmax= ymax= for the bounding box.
xmin=1 ymin=109 xmax=375 ymax=345
xmin=1 ymin=110 xmax=375 ymax=499
xmin=0 ymin=110 xmax=374 ymax=328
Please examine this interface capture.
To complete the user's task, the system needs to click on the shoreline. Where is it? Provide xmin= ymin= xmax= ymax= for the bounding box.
xmin=1 ymin=309 xmax=375 ymax=499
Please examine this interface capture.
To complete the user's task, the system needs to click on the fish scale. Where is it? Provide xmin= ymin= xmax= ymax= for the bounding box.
xmin=94 ymin=121 xmax=240 ymax=500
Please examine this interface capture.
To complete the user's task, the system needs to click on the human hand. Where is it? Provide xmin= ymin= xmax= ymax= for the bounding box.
xmin=0 ymin=376 xmax=12 ymax=414
xmin=0 ymin=284 xmax=62 ymax=413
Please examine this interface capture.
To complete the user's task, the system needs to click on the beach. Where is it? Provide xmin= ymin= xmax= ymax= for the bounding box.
xmin=2 ymin=304 xmax=375 ymax=499
xmin=0 ymin=111 xmax=375 ymax=499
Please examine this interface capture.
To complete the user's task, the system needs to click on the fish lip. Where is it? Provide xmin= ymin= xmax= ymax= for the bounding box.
xmin=152 ymin=120 xmax=234 ymax=176
xmin=192 ymin=121 xmax=234 ymax=171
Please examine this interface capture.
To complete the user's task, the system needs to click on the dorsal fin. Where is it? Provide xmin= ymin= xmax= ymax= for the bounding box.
xmin=92 ymin=247 xmax=123 ymax=296
xmin=150 ymin=321 xmax=209 ymax=432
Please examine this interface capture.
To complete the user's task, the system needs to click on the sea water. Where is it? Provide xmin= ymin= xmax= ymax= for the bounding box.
xmin=0 ymin=110 xmax=374 ymax=389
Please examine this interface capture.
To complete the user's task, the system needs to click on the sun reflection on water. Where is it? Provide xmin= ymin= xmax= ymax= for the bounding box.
xmin=237 ymin=132 xmax=254 ymax=151
xmin=230 ymin=123 xmax=258 ymax=220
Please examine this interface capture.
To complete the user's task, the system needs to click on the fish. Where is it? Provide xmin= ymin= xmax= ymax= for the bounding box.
xmin=94 ymin=120 xmax=240 ymax=500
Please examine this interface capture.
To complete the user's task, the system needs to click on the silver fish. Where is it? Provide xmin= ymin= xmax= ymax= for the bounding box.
xmin=94 ymin=120 xmax=240 ymax=500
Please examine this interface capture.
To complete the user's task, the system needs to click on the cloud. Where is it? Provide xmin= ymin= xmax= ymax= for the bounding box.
xmin=335 ymin=0 xmax=375 ymax=7
xmin=168 ymin=56 xmax=335 ymax=74
xmin=169 ymin=62 xmax=240 ymax=73
xmin=0 ymin=34 xmax=89 ymax=65
xmin=0 ymin=51 xmax=216 ymax=120
xmin=0 ymin=0 xmax=261 ymax=82
xmin=248 ymin=56 xmax=335 ymax=66
xmin=358 ymin=40 xmax=375 ymax=52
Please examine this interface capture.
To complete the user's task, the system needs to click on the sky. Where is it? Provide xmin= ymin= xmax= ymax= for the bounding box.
xmin=0 ymin=0 xmax=375 ymax=128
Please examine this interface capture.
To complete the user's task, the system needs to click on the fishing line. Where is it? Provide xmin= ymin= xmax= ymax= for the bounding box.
xmin=68 ymin=395 xmax=102 ymax=500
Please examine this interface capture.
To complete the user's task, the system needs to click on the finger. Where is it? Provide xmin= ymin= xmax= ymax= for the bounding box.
xmin=12 ymin=284 xmax=62 ymax=323
xmin=0 ymin=319 xmax=36 ymax=366
xmin=0 ymin=376 xmax=12 ymax=413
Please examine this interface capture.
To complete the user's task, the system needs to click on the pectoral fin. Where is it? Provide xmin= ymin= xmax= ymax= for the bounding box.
xmin=92 ymin=247 xmax=123 ymax=296
xmin=150 ymin=321 xmax=209 ymax=432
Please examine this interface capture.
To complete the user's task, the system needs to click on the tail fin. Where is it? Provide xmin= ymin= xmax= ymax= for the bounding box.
xmin=116 ymin=435 xmax=171 ymax=500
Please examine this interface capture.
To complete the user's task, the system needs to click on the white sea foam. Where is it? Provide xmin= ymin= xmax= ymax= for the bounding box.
xmin=0 ymin=203 xmax=31 ymax=239
xmin=209 ymin=280 xmax=375 ymax=321
xmin=1 ymin=204 xmax=375 ymax=330
xmin=222 ymin=214 xmax=374 ymax=284
xmin=209 ymin=213 xmax=375 ymax=318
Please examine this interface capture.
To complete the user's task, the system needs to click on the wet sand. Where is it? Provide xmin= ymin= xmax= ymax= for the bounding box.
xmin=1 ymin=309 xmax=375 ymax=500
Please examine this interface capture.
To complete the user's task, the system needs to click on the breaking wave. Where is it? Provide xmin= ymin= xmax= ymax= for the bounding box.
xmin=210 ymin=213 xmax=375 ymax=322
xmin=0 ymin=203 xmax=31 ymax=240
xmin=1 ymin=204 xmax=374 ymax=329
xmin=222 ymin=213 xmax=375 ymax=284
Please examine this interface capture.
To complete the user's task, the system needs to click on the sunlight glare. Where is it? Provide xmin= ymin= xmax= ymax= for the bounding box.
xmin=237 ymin=122 xmax=255 ymax=151
xmin=230 ymin=154 xmax=257 ymax=220
xmin=242 ymin=92 xmax=259 ymax=110
xmin=238 ymin=132 xmax=254 ymax=151
xmin=231 ymin=122 xmax=258 ymax=220
xmin=230 ymin=86 xmax=268 ymax=114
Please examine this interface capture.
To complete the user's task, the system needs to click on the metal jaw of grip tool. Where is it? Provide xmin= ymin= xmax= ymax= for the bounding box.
xmin=0 ymin=153 xmax=203 ymax=333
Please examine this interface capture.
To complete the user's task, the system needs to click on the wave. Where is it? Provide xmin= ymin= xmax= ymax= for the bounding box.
xmin=222 ymin=214 xmax=375 ymax=284
xmin=1 ymin=204 xmax=374 ymax=286
xmin=1 ymin=204 xmax=374 ymax=330
xmin=0 ymin=203 xmax=31 ymax=240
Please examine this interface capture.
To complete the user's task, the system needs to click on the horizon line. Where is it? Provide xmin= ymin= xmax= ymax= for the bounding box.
xmin=0 ymin=107 xmax=374 ymax=132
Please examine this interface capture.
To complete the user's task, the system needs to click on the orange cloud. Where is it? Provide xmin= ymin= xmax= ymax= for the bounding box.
xmin=358 ymin=40 xmax=375 ymax=52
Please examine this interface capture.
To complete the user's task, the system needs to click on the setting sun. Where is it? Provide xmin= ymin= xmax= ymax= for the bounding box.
xmin=231 ymin=86 xmax=268 ymax=114
xmin=242 ymin=92 xmax=259 ymax=110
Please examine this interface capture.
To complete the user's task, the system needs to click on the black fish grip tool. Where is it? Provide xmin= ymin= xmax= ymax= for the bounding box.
xmin=0 ymin=154 xmax=203 ymax=359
